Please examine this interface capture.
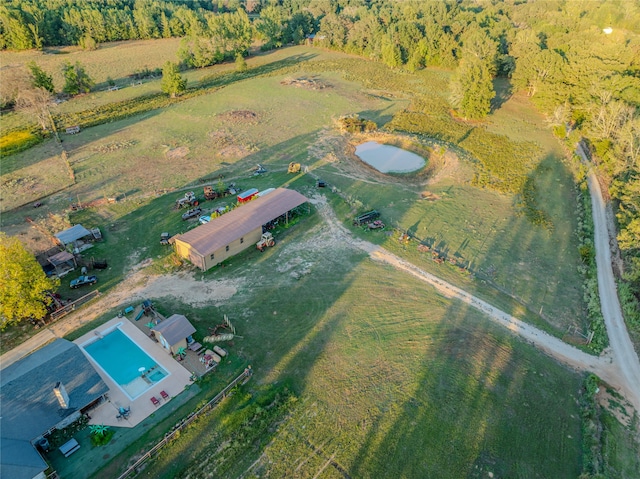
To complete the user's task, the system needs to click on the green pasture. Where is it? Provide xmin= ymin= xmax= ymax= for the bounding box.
xmin=4 ymin=43 xmax=638 ymax=477
xmin=97 ymin=239 xmax=585 ymax=479
xmin=2 ymin=46 xmax=585 ymax=343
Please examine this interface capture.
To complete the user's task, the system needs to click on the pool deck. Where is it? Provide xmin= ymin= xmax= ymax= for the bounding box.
xmin=74 ymin=317 xmax=193 ymax=428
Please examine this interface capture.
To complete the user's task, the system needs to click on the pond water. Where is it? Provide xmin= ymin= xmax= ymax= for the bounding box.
xmin=355 ymin=141 xmax=426 ymax=173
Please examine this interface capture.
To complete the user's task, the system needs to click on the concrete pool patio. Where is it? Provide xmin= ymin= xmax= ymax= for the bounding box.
xmin=75 ymin=317 xmax=193 ymax=428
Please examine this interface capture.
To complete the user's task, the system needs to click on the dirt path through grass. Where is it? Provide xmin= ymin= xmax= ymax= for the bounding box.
xmin=3 ymin=190 xmax=639 ymax=415
xmin=311 ymin=195 xmax=640 ymax=414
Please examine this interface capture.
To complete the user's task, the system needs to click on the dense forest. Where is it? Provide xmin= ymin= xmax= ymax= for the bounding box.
xmin=2 ymin=0 xmax=640 ymax=320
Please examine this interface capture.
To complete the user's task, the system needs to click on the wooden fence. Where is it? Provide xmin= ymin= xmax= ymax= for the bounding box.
xmin=50 ymin=290 xmax=101 ymax=321
xmin=115 ymin=367 xmax=253 ymax=479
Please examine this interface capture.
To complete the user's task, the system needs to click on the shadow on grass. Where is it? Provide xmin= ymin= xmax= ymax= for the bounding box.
xmin=346 ymin=300 xmax=582 ymax=478
xmin=491 ymin=77 xmax=513 ymax=112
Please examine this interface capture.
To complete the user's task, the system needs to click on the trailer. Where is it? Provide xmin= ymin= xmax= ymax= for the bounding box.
xmin=237 ymin=188 xmax=259 ymax=203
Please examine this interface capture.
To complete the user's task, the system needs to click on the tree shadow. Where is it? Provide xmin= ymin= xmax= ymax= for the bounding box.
xmin=491 ymin=77 xmax=513 ymax=112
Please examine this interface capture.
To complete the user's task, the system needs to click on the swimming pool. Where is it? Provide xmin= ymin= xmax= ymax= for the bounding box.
xmin=84 ymin=327 xmax=168 ymax=399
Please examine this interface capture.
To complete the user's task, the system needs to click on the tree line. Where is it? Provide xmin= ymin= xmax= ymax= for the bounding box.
xmin=2 ymin=0 xmax=640 ymax=330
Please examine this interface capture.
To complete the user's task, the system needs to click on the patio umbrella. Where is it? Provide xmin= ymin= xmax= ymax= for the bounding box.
xmin=146 ymin=322 xmax=155 ymax=329
xmin=177 ymin=346 xmax=187 ymax=357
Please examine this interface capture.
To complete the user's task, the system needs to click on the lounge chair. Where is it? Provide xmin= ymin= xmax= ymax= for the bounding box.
xmin=150 ymin=396 xmax=160 ymax=407
xmin=160 ymin=390 xmax=169 ymax=401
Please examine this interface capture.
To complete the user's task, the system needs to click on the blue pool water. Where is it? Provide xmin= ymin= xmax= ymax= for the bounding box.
xmin=84 ymin=328 xmax=167 ymax=398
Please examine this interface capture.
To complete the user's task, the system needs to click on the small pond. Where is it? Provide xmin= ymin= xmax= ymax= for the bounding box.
xmin=355 ymin=141 xmax=426 ymax=173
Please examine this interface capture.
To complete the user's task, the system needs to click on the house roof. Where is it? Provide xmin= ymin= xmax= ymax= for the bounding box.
xmin=48 ymin=250 xmax=75 ymax=266
xmin=152 ymin=314 xmax=196 ymax=346
xmin=54 ymin=224 xmax=92 ymax=245
xmin=1 ymin=339 xmax=109 ymax=479
xmin=175 ymin=188 xmax=308 ymax=257
xmin=0 ymin=439 xmax=48 ymax=479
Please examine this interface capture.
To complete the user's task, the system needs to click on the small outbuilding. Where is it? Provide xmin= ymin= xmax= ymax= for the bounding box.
xmin=151 ymin=314 xmax=196 ymax=355
xmin=237 ymin=188 xmax=259 ymax=203
xmin=46 ymin=251 xmax=77 ymax=277
xmin=54 ymin=225 xmax=94 ymax=253
xmin=173 ymin=188 xmax=308 ymax=270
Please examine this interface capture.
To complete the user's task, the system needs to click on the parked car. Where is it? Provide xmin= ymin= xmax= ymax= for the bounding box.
xmin=199 ymin=215 xmax=211 ymax=225
xmin=182 ymin=207 xmax=202 ymax=220
xmin=70 ymin=275 xmax=98 ymax=289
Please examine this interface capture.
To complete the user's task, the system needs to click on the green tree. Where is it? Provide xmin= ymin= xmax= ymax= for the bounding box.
xmin=380 ymin=37 xmax=402 ymax=68
xmin=161 ymin=61 xmax=186 ymax=97
xmin=235 ymin=52 xmax=247 ymax=72
xmin=208 ymin=9 xmax=253 ymax=56
xmin=62 ymin=61 xmax=94 ymax=95
xmin=450 ymin=59 xmax=495 ymax=120
xmin=79 ymin=34 xmax=97 ymax=51
xmin=0 ymin=233 xmax=58 ymax=330
xmin=27 ymin=61 xmax=54 ymax=92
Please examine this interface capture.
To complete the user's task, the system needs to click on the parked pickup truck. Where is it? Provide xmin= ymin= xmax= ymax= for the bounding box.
xmin=70 ymin=275 xmax=98 ymax=289
xmin=182 ymin=207 xmax=202 ymax=220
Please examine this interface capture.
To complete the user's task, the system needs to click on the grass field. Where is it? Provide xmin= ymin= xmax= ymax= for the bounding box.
xmin=86 ymin=212 xmax=585 ymax=479
xmin=2 ymin=42 xmax=639 ymax=477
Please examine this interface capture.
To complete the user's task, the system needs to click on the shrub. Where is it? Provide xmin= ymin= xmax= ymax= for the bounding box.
xmin=0 ymin=129 xmax=43 ymax=157
xmin=338 ymin=115 xmax=377 ymax=133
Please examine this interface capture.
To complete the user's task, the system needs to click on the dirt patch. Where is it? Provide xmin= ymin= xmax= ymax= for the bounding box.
xmin=217 ymin=110 xmax=259 ymax=124
xmin=597 ymin=387 xmax=635 ymax=428
xmin=420 ymin=191 xmax=440 ymax=201
xmin=281 ymin=76 xmax=331 ymax=90
xmin=165 ymin=146 xmax=190 ymax=160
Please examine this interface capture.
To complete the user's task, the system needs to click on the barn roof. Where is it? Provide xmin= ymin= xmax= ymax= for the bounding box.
xmin=175 ymin=188 xmax=307 ymax=257
xmin=152 ymin=314 xmax=196 ymax=346
xmin=54 ymin=224 xmax=92 ymax=245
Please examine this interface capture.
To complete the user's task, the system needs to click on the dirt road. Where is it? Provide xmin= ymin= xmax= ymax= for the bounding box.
xmin=311 ymin=196 xmax=640 ymax=414
xmin=578 ymin=143 xmax=640 ymax=412
xmin=3 ymin=183 xmax=639 ymax=415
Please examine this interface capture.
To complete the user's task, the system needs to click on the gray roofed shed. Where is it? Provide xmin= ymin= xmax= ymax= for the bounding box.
xmin=152 ymin=314 xmax=196 ymax=347
xmin=48 ymin=250 xmax=75 ymax=266
xmin=175 ymin=188 xmax=307 ymax=258
xmin=1 ymin=339 xmax=109 ymax=479
xmin=54 ymin=224 xmax=92 ymax=246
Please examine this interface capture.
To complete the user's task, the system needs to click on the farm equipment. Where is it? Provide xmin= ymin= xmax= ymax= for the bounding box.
xmin=288 ymin=162 xmax=301 ymax=174
xmin=160 ymin=232 xmax=171 ymax=245
xmin=92 ymin=259 xmax=108 ymax=269
xmin=316 ymin=179 xmax=326 ymax=188
xmin=175 ymin=191 xmax=197 ymax=208
xmin=254 ymin=164 xmax=267 ymax=175
xmin=353 ymin=210 xmax=380 ymax=226
xmin=182 ymin=207 xmax=202 ymax=220
xmin=256 ymin=232 xmax=275 ymax=251
xmin=367 ymin=220 xmax=385 ymax=230
xmin=203 ymin=186 xmax=218 ymax=200
xmin=70 ymin=275 xmax=97 ymax=289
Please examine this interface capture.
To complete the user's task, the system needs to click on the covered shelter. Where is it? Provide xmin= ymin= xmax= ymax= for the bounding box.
xmin=174 ymin=188 xmax=308 ymax=270
xmin=54 ymin=225 xmax=94 ymax=253
xmin=0 ymin=339 xmax=108 ymax=479
xmin=151 ymin=314 xmax=196 ymax=355
xmin=47 ymin=250 xmax=77 ymax=277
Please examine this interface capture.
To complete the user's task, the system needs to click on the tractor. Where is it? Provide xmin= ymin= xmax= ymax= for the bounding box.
xmin=256 ymin=232 xmax=275 ymax=251
xmin=176 ymin=191 xmax=197 ymax=208
xmin=288 ymin=162 xmax=301 ymax=174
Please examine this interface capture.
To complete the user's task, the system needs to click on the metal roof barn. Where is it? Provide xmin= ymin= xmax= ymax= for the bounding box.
xmin=174 ymin=188 xmax=308 ymax=269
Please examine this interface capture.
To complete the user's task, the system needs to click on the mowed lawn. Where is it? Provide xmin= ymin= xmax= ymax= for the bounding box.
xmin=125 ymin=234 xmax=583 ymax=479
